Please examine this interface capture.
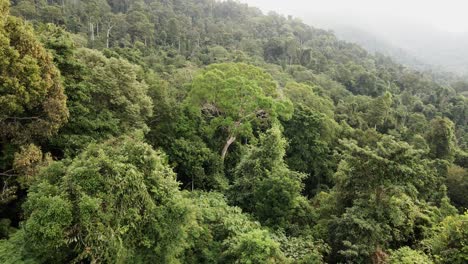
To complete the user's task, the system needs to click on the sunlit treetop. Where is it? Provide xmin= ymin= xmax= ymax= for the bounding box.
xmin=187 ymin=63 xmax=292 ymax=159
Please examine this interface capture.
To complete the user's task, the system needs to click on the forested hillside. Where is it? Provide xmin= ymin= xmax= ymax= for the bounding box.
xmin=0 ymin=0 xmax=467 ymax=263
xmin=327 ymin=25 xmax=468 ymax=86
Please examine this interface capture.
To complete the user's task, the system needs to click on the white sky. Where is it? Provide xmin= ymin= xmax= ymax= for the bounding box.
xmin=239 ymin=0 xmax=468 ymax=33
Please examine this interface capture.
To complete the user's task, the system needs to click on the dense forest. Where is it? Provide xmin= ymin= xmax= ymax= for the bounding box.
xmin=0 ymin=0 xmax=467 ymax=263
xmin=328 ymin=25 xmax=468 ymax=85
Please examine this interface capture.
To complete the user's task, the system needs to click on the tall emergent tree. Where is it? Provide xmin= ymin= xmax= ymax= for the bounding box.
xmin=229 ymin=126 xmax=314 ymax=233
xmin=187 ymin=63 xmax=292 ymax=160
xmin=0 ymin=0 xmax=68 ymax=145
xmin=0 ymin=0 xmax=67 ymax=215
xmin=50 ymin=47 xmax=153 ymax=156
xmin=426 ymin=117 xmax=457 ymax=161
xmin=0 ymin=133 xmax=193 ymax=263
xmin=326 ymin=136 xmax=455 ymax=263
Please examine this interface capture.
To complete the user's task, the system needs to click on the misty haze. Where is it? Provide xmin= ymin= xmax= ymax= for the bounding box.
xmin=0 ymin=0 xmax=467 ymax=263
xmin=243 ymin=0 xmax=468 ymax=76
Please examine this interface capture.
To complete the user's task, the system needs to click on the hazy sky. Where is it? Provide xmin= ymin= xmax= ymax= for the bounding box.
xmin=239 ymin=0 xmax=468 ymax=33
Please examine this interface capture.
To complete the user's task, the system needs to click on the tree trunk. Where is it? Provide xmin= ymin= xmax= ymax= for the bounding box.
xmin=210 ymin=0 xmax=213 ymax=16
xmin=106 ymin=24 xmax=113 ymax=48
xmin=90 ymin=22 xmax=94 ymax=42
xmin=221 ymin=136 xmax=236 ymax=160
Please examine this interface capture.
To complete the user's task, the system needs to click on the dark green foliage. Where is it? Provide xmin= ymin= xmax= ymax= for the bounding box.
xmin=254 ymin=172 xmax=303 ymax=228
xmin=283 ymin=103 xmax=336 ymax=195
xmin=324 ymin=136 xmax=456 ymax=263
xmin=426 ymin=117 xmax=457 ymax=161
xmin=0 ymin=0 xmax=68 ymax=232
xmin=146 ymin=82 xmax=227 ymax=191
xmin=28 ymin=23 xmax=154 ymax=158
xmin=229 ymin=126 xmax=315 ymax=234
xmin=14 ymin=133 xmax=193 ymax=263
xmin=169 ymin=137 xmax=226 ymax=190
xmin=50 ymin=47 xmax=152 ymax=157
xmin=0 ymin=0 xmax=467 ymax=262
xmin=446 ymin=166 xmax=468 ymax=211
xmin=229 ymin=125 xmax=293 ymax=211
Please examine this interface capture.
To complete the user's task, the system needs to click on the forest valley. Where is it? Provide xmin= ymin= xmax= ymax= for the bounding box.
xmin=0 ymin=0 xmax=467 ymax=263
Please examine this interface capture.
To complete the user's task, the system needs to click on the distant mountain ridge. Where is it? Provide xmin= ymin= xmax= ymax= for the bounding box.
xmin=330 ymin=25 xmax=431 ymax=71
xmin=302 ymin=17 xmax=468 ymax=77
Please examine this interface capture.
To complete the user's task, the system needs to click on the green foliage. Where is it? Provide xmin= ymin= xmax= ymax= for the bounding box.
xmin=183 ymin=191 xmax=263 ymax=263
xmin=0 ymin=2 xmax=68 ymax=144
xmin=366 ymin=91 xmax=393 ymax=130
xmin=50 ymin=45 xmax=153 ymax=156
xmin=229 ymin=126 xmax=314 ymax=233
xmin=169 ymin=137 xmax=226 ymax=190
xmin=273 ymin=232 xmax=328 ymax=264
xmin=0 ymin=0 xmax=8 ymax=18
xmin=1 ymin=0 xmax=467 ymax=262
xmin=23 ymin=190 xmax=73 ymax=260
xmin=13 ymin=144 xmax=51 ymax=187
xmin=388 ymin=247 xmax=433 ymax=264
xmin=426 ymin=117 xmax=457 ymax=161
xmin=423 ymin=213 xmax=468 ymax=264
xmin=446 ymin=166 xmax=468 ymax=211
xmin=283 ymin=82 xmax=335 ymax=118
xmin=326 ymin=136 xmax=451 ymax=262
xmin=254 ymin=172 xmax=303 ymax=228
xmin=146 ymin=84 xmax=227 ymax=191
xmin=283 ymin=103 xmax=336 ymax=195
xmin=187 ymin=63 xmax=292 ymax=159
xmin=222 ymin=229 xmax=287 ymax=264
xmin=14 ymin=133 xmax=193 ymax=263
xmin=0 ymin=230 xmax=38 ymax=264
xmin=229 ymin=125 xmax=288 ymax=211
xmin=334 ymin=136 xmax=444 ymax=203
xmin=0 ymin=0 xmax=68 ymax=229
